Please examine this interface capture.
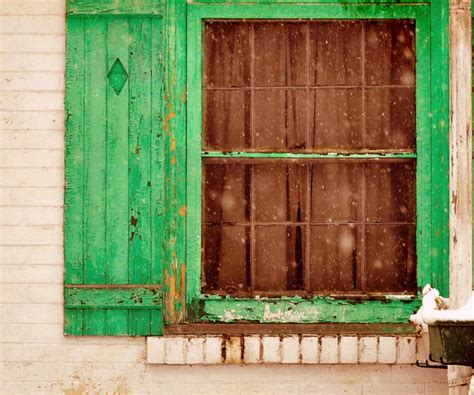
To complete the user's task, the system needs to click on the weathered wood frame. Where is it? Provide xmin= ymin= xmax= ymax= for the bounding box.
xmin=448 ymin=0 xmax=472 ymax=391
xmin=185 ymin=3 xmax=449 ymax=324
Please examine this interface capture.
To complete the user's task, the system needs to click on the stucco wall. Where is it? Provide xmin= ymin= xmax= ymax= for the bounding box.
xmin=0 ymin=0 xmax=449 ymax=393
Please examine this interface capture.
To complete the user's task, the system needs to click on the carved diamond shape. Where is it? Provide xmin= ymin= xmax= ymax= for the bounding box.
xmin=107 ymin=58 xmax=128 ymax=95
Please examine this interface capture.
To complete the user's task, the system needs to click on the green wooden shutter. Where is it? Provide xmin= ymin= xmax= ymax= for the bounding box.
xmin=64 ymin=11 xmax=164 ymax=335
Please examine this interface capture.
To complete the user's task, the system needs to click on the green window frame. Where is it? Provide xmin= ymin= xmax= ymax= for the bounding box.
xmin=185 ymin=4 xmax=449 ymax=324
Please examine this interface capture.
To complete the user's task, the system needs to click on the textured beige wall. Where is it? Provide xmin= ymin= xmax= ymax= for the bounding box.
xmin=0 ymin=1 xmax=449 ymax=393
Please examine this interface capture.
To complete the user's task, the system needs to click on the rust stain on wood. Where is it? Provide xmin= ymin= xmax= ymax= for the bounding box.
xmin=164 ymin=268 xmax=176 ymax=322
xmin=164 ymin=253 xmax=186 ymax=323
xmin=180 ymin=262 xmax=186 ymax=307
xmin=179 ymin=205 xmax=187 ymax=217
xmin=164 ymin=111 xmax=176 ymax=132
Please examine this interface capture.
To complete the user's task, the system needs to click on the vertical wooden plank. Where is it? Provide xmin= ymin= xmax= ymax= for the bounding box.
xmin=150 ymin=309 xmax=163 ymax=335
xmin=431 ymin=0 xmax=451 ymax=296
xmin=106 ymin=17 xmax=130 ymax=286
xmin=65 ymin=17 xmax=85 ymax=287
xmin=163 ymin=0 xmax=187 ymax=326
xmin=64 ymin=309 xmax=83 ymax=336
xmin=105 ymin=16 xmax=131 ymax=335
xmin=128 ymin=17 xmax=153 ymax=335
xmin=83 ymin=17 xmax=107 ymax=335
xmin=185 ymin=5 xmax=201 ymax=308
xmin=448 ymin=1 xmax=473 ymax=391
xmin=416 ymin=10 xmax=434 ymax=291
xmin=151 ymin=17 xmax=165 ymax=335
xmin=64 ymin=17 xmax=86 ymax=336
xmin=106 ymin=308 xmax=128 ymax=336
xmin=449 ymin=0 xmax=472 ymax=308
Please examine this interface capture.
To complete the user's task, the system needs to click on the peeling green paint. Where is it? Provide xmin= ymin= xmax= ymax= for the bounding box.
xmin=65 ymin=287 xmax=163 ymax=308
xmin=199 ymin=297 xmax=421 ymax=324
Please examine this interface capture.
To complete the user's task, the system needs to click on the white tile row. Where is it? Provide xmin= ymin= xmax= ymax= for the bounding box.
xmin=147 ymin=335 xmax=418 ymax=365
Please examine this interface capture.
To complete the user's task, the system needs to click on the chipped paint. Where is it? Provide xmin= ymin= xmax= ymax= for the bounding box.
xmin=263 ymin=304 xmax=319 ymax=322
xmin=161 ymin=0 xmax=187 ymax=326
xmin=199 ymin=297 xmax=421 ymax=324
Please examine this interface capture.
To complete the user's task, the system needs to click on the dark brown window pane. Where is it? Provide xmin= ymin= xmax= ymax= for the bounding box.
xmin=203 ymin=163 xmax=250 ymax=223
xmin=203 ymin=20 xmax=416 ymax=153
xmin=204 ymin=22 xmax=251 ymax=88
xmin=254 ymin=22 xmax=307 ymax=87
xmin=309 ymin=225 xmax=360 ymax=292
xmin=365 ymin=20 xmax=416 ymax=86
xmin=202 ymin=225 xmax=250 ymax=292
xmin=309 ymin=21 xmax=363 ymax=86
xmin=253 ymin=89 xmax=307 ymax=150
xmin=365 ymin=225 xmax=417 ymax=292
xmin=310 ymin=162 xmax=363 ymax=223
xmin=365 ymin=88 xmax=416 ymax=150
xmin=365 ymin=161 xmax=416 ymax=223
xmin=310 ymin=89 xmax=363 ymax=149
xmin=254 ymin=226 xmax=305 ymax=291
xmin=202 ymin=159 xmax=417 ymax=294
xmin=254 ymin=163 xmax=307 ymax=222
xmin=203 ymin=90 xmax=251 ymax=151
xmin=202 ymin=18 xmax=418 ymax=296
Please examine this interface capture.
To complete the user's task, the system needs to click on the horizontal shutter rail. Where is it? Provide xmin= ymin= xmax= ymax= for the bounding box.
xmin=67 ymin=0 xmax=165 ymax=16
xmin=65 ymin=286 xmax=163 ymax=308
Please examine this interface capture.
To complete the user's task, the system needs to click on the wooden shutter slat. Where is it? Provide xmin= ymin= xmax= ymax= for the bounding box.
xmin=82 ymin=17 xmax=108 ymax=336
xmin=106 ymin=17 xmax=130 ymax=285
xmin=65 ymin=16 xmax=85 ymax=286
xmin=64 ymin=16 xmax=86 ymax=336
xmin=104 ymin=17 xmax=132 ymax=336
xmin=128 ymin=18 xmax=154 ymax=336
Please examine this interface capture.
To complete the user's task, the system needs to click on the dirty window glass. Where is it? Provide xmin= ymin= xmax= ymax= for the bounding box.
xmin=202 ymin=20 xmax=417 ymax=295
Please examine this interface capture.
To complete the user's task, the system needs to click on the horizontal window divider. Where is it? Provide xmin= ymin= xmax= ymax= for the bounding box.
xmin=64 ymin=286 xmax=163 ymax=309
xmin=204 ymin=85 xmax=415 ymax=90
xmin=200 ymin=292 xmax=417 ymax=300
xmin=202 ymin=151 xmax=417 ymax=159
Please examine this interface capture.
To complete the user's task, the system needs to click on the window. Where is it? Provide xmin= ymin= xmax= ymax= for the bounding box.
xmin=186 ymin=4 xmax=442 ymax=324
xmin=64 ymin=0 xmax=449 ymax=335
xmin=201 ymin=20 xmax=417 ymax=296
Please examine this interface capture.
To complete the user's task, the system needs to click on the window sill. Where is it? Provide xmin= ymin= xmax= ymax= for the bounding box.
xmin=165 ymin=323 xmax=418 ymax=336
xmin=146 ymin=330 xmax=423 ymax=365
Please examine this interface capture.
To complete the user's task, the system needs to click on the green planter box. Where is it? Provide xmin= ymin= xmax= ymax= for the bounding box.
xmin=429 ymin=321 xmax=474 ymax=367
